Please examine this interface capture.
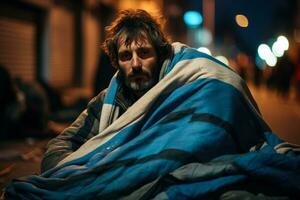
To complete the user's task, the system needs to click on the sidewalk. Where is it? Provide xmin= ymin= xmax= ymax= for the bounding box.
xmin=0 ymin=137 xmax=50 ymax=192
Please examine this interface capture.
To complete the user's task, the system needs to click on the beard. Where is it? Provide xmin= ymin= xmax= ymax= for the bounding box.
xmin=121 ymin=67 xmax=156 ymax=93
xmin=126 ymin=77 xmax=154 ymax=91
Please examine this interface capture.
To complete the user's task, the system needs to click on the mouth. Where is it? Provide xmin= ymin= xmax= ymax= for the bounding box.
xmin=128 ymin=73 xmax=149 ymax=81
xmin=129 ymin=76 xmax=148 ymax=84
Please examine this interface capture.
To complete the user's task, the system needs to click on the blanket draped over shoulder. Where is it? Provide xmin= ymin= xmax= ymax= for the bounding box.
xmin=4 ymin=43 xmax=300 ymax=199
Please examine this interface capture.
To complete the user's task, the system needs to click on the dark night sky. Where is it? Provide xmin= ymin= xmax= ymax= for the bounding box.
xmin=186 ymin=0 xmax=298 ymax=56
xmin=214 ymin=0 xmax=298 ymax=56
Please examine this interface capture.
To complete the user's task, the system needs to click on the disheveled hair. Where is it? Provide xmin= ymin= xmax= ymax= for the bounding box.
xmin=102 ymin=9 xmax=172 ymax=68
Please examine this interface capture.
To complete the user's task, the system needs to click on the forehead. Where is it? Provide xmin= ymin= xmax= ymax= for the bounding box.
xmin=117 ymin=32 xmax=153 ymax=51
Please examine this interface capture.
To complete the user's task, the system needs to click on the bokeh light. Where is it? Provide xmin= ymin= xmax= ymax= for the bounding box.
xmin=183 ymin=11 xmax=203 ymax=28
xmin=265 ymin=54 xmax=277 ymax=67
xmin=258 ymin=44 xmax=272 ymax=60
xmin=195 ymin=28 xmax=213 ymax=46
xmin=272 ymin=41 xmax=284 ymax=57
xmin=277 ymin=35 xmax=289 ymax=51
xmin=257 ymin=43 xmax=277 ymax=67
xmin=235 ymin=14 xmax=249 ymax=28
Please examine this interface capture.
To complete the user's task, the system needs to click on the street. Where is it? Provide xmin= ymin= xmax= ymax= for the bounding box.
xmin=249 ymin=84 xmax=300 ymax=145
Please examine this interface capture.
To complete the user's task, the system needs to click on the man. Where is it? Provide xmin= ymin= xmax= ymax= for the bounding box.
xmin=5 ymin=9 xmax=300 ymax=200
xmin=40 ymin=9 xmax=172 ymax=172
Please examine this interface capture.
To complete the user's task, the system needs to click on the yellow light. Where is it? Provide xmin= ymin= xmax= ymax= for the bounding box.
xmin=118 ymin=0 xmax=161 ymax=15
xmin=235 ymin=14 xmax=249 ymax=28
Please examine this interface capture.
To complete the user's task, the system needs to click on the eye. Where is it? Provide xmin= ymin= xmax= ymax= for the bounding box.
xmin=118 ymin=51 xmax=132 ymax=61
xmin=138 ymin=48 xmax=151 ymax=59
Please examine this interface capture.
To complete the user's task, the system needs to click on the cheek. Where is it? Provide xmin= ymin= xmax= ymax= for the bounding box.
xmin=145 ymin=58 xmax=158 ymax=71
xmin=118 ymin=62 xmax=130 ymax=74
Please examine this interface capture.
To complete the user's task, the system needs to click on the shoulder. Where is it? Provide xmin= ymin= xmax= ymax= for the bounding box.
xmin=87 ymin=89 xmax=107 ymax=118
xmin=90 ymin=89 xmax=107 ymax=103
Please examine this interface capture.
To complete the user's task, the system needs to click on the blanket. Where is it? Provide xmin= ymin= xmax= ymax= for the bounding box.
xmin=4 ymin=43 xmax=300 ymax=199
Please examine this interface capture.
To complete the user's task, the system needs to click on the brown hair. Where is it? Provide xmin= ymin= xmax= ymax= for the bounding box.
xmin=102 ymin=9 xmax=172 ymax=68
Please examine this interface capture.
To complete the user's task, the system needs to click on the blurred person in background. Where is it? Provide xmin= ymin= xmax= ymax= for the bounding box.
xmin=14 ymin=77 xmax=50 ymax=137
xmin=0 ymin=65 xmax=49 ymax=139
xmin=273 ymin=53 xmax=295 ymax=97
xmin=0 ymin=64 xmax=23 ymax=139
xmin=267 ymin=43 xmax=298 ymax=97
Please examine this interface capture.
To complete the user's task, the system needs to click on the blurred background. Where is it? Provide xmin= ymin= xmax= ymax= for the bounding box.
xmin=0 ymin=0 xmax=300 ymax=191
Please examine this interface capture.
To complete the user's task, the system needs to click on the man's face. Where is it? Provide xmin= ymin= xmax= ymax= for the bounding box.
xmin=117 ymin=35 xmax=158 ymax=93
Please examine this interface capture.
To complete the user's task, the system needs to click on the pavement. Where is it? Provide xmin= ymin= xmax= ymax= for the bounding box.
xmin=0 ymin=137 xmax=50 ymax=194
xmin=0 ymin=84 xmax=299 ymax=195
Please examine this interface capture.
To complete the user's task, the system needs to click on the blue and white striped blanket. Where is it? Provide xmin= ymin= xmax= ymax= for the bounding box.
xmin=4 ymin=43 xmax=300 ymax=199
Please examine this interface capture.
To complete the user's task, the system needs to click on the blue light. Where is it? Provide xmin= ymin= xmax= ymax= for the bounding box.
xmin=183 ymin=11 xmax=203 ymax=28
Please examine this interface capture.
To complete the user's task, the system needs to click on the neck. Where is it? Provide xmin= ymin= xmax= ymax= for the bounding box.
xmin=132 ymin=89 xmax=148 ymax=99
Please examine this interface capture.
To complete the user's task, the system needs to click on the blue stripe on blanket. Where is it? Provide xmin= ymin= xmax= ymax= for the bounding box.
xmin=125 ymin=133 xmax=300 ymax=199
xmin=157 ymin=135 xmax=300 ymax=199
xmin=103 ymin=75 xmax=120 ymax=105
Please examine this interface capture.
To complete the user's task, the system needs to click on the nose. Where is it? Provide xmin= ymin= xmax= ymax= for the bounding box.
xmin=131 ymin=54 xmax=142 ymax=70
